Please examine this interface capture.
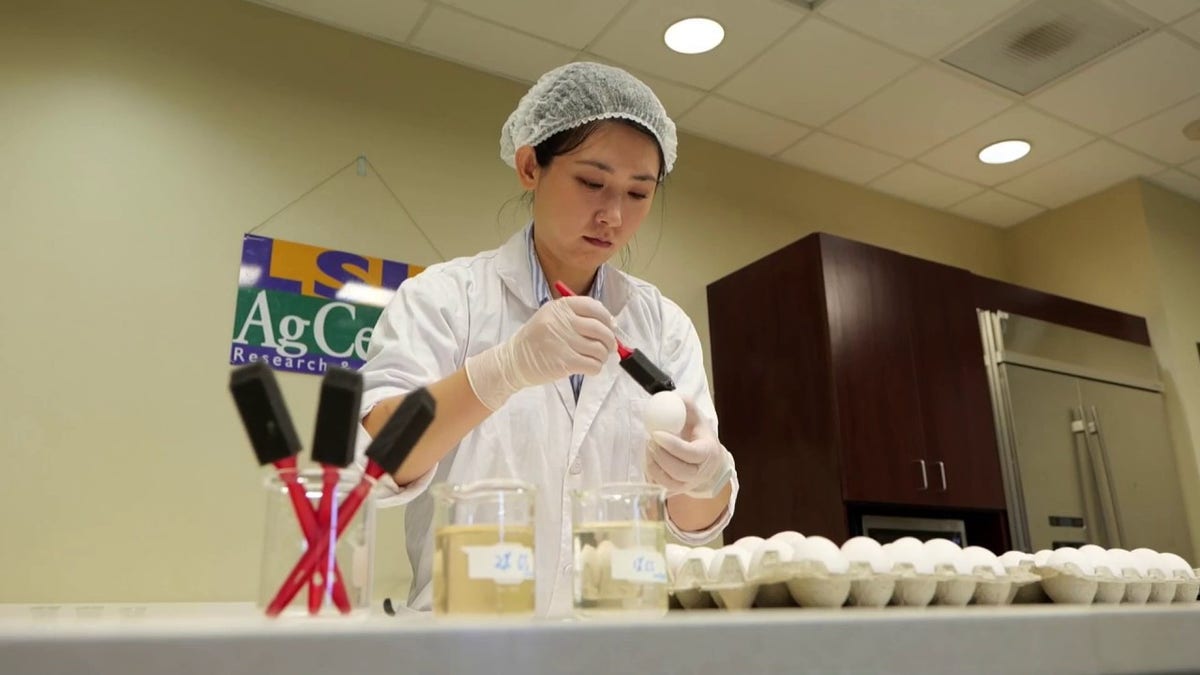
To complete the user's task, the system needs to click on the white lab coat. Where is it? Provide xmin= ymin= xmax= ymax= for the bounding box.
xmin=354 ymin=228 xmax=738 ymax=616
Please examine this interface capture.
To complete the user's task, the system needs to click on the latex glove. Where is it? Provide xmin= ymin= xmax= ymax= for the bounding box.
xmin=466 ymin=295 xmax=616 ymax=410
xmin=645 ymin=399 xmax=733 ymax=499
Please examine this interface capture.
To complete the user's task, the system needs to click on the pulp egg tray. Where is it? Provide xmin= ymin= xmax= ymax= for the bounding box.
xmin=665 ymin=538 xmax=1200 ymax=610
xmin=665 ymin=539 xmax=1036 ymax=611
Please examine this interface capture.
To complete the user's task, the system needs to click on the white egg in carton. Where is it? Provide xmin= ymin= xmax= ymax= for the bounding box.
xmin=665 ymin=535 xmax=1198 ymax=610
xmin=1023 ymin=545 xmax=1200 ymax=605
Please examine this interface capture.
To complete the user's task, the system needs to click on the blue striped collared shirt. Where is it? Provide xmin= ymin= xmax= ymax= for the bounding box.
xmin=526 ymin=223 xmax=606 ymax=401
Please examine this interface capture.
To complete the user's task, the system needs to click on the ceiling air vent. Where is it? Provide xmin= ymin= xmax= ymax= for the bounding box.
xmin=941 ymin=0 xmax=1148 ymax=95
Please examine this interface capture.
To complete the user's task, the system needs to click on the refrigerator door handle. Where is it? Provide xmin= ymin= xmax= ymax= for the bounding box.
xmin=1072 ymin=407 xmax=1100 ymax=545
xmin=935 ymin=461 xmax=947 ymax=492
xmin=913 ymin=459 xmax=928 ymax=491
xmin=1088 ymin=405 xmax=1125 ymax=549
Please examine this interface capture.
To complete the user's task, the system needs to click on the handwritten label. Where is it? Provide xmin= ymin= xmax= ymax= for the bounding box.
xmin=463 ymin=544 xmax=534 ymax=585
xmin=611 ymin=548 xmax=668 ymax=584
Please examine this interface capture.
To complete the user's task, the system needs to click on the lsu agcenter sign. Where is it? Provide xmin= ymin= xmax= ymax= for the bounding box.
xmin=231 ymin=234 xmax=421 ymax=375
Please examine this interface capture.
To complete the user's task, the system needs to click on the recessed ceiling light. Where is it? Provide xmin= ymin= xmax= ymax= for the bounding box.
xmin=978 ymin=139 xmax=1031 ymax=165
xmin=664 ymin=18 xmax=724 ymax=55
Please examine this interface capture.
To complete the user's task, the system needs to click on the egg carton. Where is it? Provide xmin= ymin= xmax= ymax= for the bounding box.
xmin=665 ymin=539 xmax=1038 ymax=610
xmin=1005 ymin=546 xmax=1200 ymax=605
xmin=1027 ymin=564 xmax=1200 ymax=605
xmin=667 ymin=538 xmax=1200 ymax=611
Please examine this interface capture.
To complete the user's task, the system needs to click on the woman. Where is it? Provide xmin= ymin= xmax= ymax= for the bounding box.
xmin=356 ymin=62 xmax=737 ymax=616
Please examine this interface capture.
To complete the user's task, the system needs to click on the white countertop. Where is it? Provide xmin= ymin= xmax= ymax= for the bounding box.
xmin=2 ymin=602 xmax=1199 ymax=674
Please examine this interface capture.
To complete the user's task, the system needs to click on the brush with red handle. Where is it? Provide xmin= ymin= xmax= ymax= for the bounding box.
xmin=229 ymin=362 xmax=354 ymax=614
xmin=264 ymin=388 xmax=436 ymax=617
xmin=553 ymin=280 xmax=675 ymax=394
xmin=306 ymin=367 xmax=364 ymax=614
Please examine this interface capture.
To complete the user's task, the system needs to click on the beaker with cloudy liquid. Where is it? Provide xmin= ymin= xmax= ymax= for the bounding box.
xmin=572 ymin=483 xmax=668 ymax=617
xmin=432 ymin=479 xmax=536 ymax=616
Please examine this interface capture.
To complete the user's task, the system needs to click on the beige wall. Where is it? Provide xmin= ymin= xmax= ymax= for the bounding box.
xmin=1141 ymin=182 xmax=1200 ymax=560
xmin=1 ymin=0 xmax=1009 ymax=604
xmin=1004 ymin=179 xmax=1200 ymax=560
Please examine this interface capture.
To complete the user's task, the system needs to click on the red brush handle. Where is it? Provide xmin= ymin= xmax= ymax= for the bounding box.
xmin=553 ymin=280 xmax=633 ymax=359
xmin=265 ymin=461 xmax=383 ymax=617
xmin=309 ymin=465 xmax=353 ymax=615
xmin=271 ymin=458 xmax=352 ymax=615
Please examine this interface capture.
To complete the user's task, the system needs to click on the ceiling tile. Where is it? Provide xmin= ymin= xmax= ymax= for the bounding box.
xmin=718 ymin=18 xmax=916 ymax=126
xmin=435 ymin=0 xmax=626 ymax=49
xmin=997 ymin=140 xmax=1165 ymax=208
xmin=1028 ymin=33 xmax=1200 ymax=134
xmin=678 ymin=97 xmax=809 ymax=157
xmin=817 ymin=0 xmax=1024 ymax=57
xmin=777 ymin=132 xmax=903 ymax=185
xmin=868 ymin=163 xmax=984 ymax=209
xmin=826 ymin=66 xmax=1013 ymax=159
xmin=254 ymin=0 xmax=427 ymax=44
xmin=1174 ymin=10 xmax=1200 ymax=41
xmin=578 ymin=54 xmax=705 ymax=117
xmin=948 ymin=190 xmax=1045 ymax=227
xmin=1149 ymin=170 xmax=1200 ymax=201
xmin=919 ymin=106 xmax=1094 ymax=186
xmin=1185 ymin=157 xmax=1200 ymax=178
xmin=409 ymin=6 xmax=576 ymax=84
xmin=1113 ymin=94 xmax=1200 ymax=164
xmin=588 ymin=0 xmax=806 ymax=90
xmin=1122 ymin=0 xmax=1199 ymax=24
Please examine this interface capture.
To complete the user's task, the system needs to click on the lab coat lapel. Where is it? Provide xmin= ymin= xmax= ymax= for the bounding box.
xmin=568 ymin=270 xmax=633 ymax=459
xmin=553 ymin=378 xmax=575 ymax=420
xmin=569 ymin=356 xmax=620 ymax=460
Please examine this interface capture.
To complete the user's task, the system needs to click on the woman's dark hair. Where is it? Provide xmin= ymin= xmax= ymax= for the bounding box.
xmin=533 ymin=119 xmax=665 ymax=182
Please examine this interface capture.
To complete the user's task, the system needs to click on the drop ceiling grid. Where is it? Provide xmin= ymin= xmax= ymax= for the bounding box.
xmin=245 ymin=0 xmax=1200 ymax=225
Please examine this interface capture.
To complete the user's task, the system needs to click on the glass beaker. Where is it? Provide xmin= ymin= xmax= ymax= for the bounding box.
xmin=571 ymin=483 xmax=668 ymax=617
xmin=259 ymin=467 xmax=375 ymax=616
xmin=431 ymin=479 xmax=536 ymax=616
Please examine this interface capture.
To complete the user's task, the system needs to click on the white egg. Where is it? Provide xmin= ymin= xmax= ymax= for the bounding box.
xmin=750 ymin=540 xmax=794 ymax=577
xmin=684 ymin=546 xmax=717 ymax=568
xmin=1033 ymin=549 xmax=1054 ymax=567
xmin=1132 ymin=548 xmax=1166 ymax=575
xmin=883 ymin=540 xmax=934 ymax=575
xmin=707 ymin=545 xmax=752 ymax=580
xmin=998 ymin=550 xmax=1034 ymax=568
xmin=665 ymin=544 xmax=690 ymax=577
xmin=1046 ymin=547 xmax=1094 ymax=576
xmin=1076 ymin=545 xmax=1111 ymax=573
xmin=643 ymin=391 xmax=687 ymax=435
xmin=1159 ymin=552 xmax=1195 ymax=578
xmin=767 ymin=530 xmax=806 ymax=549
xmin=841 ymin=536 xmax=891 ymax=573
xmin=1106 ymin=548 xmax=1146 ymax=577
xmin=963 ymin=546 xmax=1006 ymax=576
xmin=732 ymin=536 xmax=766 ymax=552
xmin=923 ymin=538 xmax=965 ymax=572
xmin=792 ymin=536 xmax=849 ymax=574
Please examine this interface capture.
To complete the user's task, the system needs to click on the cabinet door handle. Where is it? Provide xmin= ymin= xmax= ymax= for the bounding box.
xmin=935 ymin=461 xmax=947 ymax=492
xmin=914 ymin=459 xmax=928 ymax=491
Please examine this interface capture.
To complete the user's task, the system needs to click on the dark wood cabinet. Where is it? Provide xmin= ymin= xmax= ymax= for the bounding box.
xmin=709 ymin=233 xmax=1004 ymax=543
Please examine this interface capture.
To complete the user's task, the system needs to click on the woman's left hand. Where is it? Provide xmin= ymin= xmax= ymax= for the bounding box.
xmin=645 ymin=399 xmax=733 ymax=498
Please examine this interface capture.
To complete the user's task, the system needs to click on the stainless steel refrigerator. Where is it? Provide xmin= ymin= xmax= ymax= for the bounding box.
xmin=979 ymin=310 xmax=1192 ymax=554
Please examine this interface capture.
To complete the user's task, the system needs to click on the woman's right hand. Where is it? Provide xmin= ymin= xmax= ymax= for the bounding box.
xmin=465 ymin=296 xmax=617 ymax=410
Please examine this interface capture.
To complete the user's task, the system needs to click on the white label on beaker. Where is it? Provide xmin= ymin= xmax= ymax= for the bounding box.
xmin=611 ymin=548 xmax=668 ymax=584
xmin=464 ymin=544 xmax=535 ymax=585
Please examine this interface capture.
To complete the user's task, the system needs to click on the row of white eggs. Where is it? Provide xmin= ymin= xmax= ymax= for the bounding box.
xmin=667 ymin=534 xmax=1196 ymax=583
xmin=1020 ymin=545 xmax=1195 ymax=580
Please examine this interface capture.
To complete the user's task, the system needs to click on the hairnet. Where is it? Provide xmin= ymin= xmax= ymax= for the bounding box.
xmin=500 ymin=62 xmax=677 ymax=175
